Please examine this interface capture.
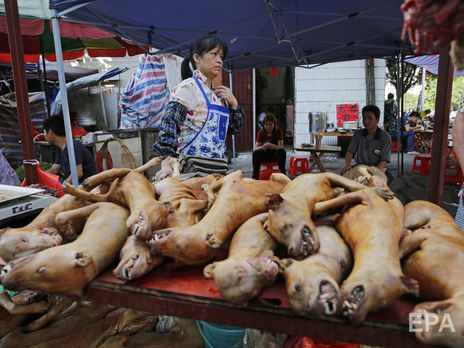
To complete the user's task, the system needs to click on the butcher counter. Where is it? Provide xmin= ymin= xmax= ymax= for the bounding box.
xmin=87 ymin=261 xmax=429 ymax=347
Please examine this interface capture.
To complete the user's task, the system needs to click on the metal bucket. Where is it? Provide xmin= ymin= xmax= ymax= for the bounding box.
xmin=308 ymin=112 xmax=328 ymax=133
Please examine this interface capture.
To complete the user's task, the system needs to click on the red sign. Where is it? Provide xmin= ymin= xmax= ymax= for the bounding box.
xmin=270 ymin=67 xmax=277 ymax=76
xmin=336 ymin=104 xmax=359 ymax=127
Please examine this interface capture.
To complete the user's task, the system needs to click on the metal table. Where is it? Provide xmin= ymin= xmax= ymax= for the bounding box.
xmin=295 ymin=146 xmax=342 ymax=172
xmin=87 ymin=262 xmax=427 ymax=347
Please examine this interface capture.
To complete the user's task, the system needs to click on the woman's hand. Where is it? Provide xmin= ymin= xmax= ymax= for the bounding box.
xmin=214 ymin=86 xmax=238 ymax=109
xmin=154 ymin=156 xmax=174 ymax=181
xmin=257 ymin=143 xmax=273 ymax=151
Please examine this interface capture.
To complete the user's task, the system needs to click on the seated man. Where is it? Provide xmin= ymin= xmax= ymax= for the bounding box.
xmin=341 ymin=105 xmax=392 ymax=182
xmin=389 ymin=111 xmax=422 ymax=155
xmin=44 ymin=116 xmax=97 ymax=184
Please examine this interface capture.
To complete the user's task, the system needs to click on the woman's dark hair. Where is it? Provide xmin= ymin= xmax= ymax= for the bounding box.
xmin=409 ymin=111 xmax=421 ymax=119
xmin=180 ymin=36 xmax=229 ymax=80
xmin=262 ymin=113 xmax=280 ymax=139
xmin=43 ymin=115 xmax=65 ymax=136
xmin=362 ymin=105 xmax=380 ymax=119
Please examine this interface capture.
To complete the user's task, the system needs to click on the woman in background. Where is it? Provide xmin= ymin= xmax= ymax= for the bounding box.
xmin=252 ymin=113 xmax=286 ymax=179
xmin=153 ymin=36 xmax=244 ymax=179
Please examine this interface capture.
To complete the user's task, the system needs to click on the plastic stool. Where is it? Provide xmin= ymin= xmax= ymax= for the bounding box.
xmin=289 ymin=156 xmax=309 ymax=176
xmin=411 ymin=154 xmax=431 ymax=176
xmin=259 ymin=162 xmax=281 ymax=180
xmin=444 ymin=163 xmax=464 ymax=186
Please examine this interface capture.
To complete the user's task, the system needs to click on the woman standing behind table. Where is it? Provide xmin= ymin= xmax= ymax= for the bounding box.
xmin=153 ymin=36 xmax=244 ymax=180
xmin=252 ymin=113 xmax=286 ymax=179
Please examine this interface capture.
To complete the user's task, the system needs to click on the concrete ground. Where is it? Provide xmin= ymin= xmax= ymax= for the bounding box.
xmin=231 ymin=147 xmax=460 ymax=217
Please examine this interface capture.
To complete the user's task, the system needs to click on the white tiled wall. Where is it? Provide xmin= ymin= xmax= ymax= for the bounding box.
xmin=294 ymin=59 xmax=386 ymax=147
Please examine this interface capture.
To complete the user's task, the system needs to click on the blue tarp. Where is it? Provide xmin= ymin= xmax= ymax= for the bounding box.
xmin=49 ymin=0 xmax=413 ymax=70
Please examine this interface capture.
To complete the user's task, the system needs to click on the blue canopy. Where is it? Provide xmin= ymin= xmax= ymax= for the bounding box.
xmin=49 ymin=0 xmax=413 ymax=70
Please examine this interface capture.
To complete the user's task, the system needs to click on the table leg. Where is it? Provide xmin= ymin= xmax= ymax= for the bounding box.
xmin=309 ymin=152 xmax=326 ymax=172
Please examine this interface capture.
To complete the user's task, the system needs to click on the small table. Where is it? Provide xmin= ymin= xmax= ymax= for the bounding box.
xmin=321 ymin=131 xmax=355 ymax=157
xmin=295 ymin=145 xmax=342 ymax=172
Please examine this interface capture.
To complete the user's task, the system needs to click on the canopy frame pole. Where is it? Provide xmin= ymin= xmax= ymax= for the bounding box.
xmin=229 ymin=70 xmax=236 ymax=171
xmin=98 ymin=80 xmax=108 ymax=129
xmin=395 ymin=56 xmax=401 ymax=177
xmin=4 ymin=0 xmax=37 ymax=184
xmin=252 ymin=68 xmax=256 ymax=149
xmin=50 ymin=9 xmax=78 ymax=185
xmin=53 ymin=2 xmax=93 ymax=18
xmin=427 ymin=45 xmax=454 ymax=205
xmin=400 ymin=54 xmax=404 ymax=175
xmin=285 ymin=2 xmax=392 ymax=39
xmin=264 ymin=0 xmax=305 ymax=64
xmin=40 ymin=41 xmax=51 ymax=116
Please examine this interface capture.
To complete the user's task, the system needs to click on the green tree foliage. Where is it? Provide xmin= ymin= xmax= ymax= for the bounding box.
xmin=386 ymin=58 xmax=423 ymax=96
xmin=403 ymin=93 xmax=421 ymax=111
xmin=424 ymin=76 xmax=464 ymax=111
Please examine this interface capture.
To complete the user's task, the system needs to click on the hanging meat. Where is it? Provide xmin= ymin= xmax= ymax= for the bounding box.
xmin=401 ymin=200 xmax=464 ymax=347
xmin=401 ymin=0 xmax=464 ymax=54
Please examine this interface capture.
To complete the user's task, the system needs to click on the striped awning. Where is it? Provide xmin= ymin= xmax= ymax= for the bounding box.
xmin=405 ymin=55 xmax=464 ymax=77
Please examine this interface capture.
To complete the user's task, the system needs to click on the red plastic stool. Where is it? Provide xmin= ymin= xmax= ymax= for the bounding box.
xmin=259 ymin=162 xmax=281 ymax=180
xmin=411 ymin=154 xmax=431 ymax=176
xmin=391 ymin=140 xmax=398 ymax=152
xmin=289 ymin=156 xmax=309 ymax=176
xmin=444 ymin=162 xmax=464 ymax=186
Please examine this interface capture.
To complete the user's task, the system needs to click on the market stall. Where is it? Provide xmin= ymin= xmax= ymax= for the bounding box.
xmin=87 ymin=264 xmax=425 ymax=347
xmin=1 ymin=1 xmax=464 ymax=347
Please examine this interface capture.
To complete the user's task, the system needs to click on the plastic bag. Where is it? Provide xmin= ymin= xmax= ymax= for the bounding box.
xmin=20 ymin=160 xmax=64 ymax=197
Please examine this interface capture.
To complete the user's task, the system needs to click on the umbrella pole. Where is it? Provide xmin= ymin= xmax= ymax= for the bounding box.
xmin=4 ymin=0 xmax=37 ymax=184
xmin=50 ymin=10 xmax=78 ymax=186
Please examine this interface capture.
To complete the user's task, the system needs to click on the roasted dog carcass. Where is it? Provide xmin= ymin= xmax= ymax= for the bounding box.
xmin=113 ymin=235 xmax=164 ymax=282
xmin=0 ymin=202 xmax=129 ymax=296
xmin=63 ymin=169 xmax=171 ymax=241
xmin=203 ymin=213 xmax=280 ymax=305
xmin=265 ymin=172 xmax=392 ymax=259
xmin=313 ymin=184 xmax=418 ymax=323
xmin=282 ymin=225 xmax=352 ymax=317
xmin=400 ymin=200 xmax=464 ymax=347
xmin=158 ymin=174 xmax=222 ymax=228
xmin=0 ymin=193 xmax=92 ymax=261
xmin=148 ymin=171 xmax=285 ymax=265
